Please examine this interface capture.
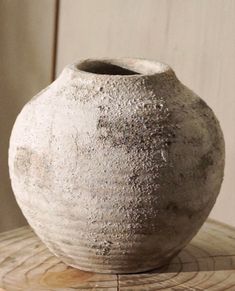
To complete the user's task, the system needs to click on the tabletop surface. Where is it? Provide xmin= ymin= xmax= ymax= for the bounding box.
xmin=0 ymin=219 xmax=235 ymax=291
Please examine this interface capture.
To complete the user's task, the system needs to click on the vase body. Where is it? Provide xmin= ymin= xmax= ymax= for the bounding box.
xmin=9 ymin=58 xmax=225 ymax=274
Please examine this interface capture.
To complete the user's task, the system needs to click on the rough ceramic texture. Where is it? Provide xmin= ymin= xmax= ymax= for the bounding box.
xmin=9 ymin=58 xmax=225 ymax=274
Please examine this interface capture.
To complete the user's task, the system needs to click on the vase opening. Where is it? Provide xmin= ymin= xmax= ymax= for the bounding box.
xmin=76 ymin=59 xmax=170 ymax=76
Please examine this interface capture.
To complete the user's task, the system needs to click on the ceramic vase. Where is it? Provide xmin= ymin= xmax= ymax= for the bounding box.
xmin=9 ymin=58 xmax=225 ymax=273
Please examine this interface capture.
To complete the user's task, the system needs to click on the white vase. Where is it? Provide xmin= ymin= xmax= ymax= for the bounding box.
xmin=9 ymin=58 xmax=225 ymax=273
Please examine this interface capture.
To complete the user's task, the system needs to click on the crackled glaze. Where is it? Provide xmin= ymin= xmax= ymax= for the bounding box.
xmin=9 ymin=58 xmax=225 ymax=273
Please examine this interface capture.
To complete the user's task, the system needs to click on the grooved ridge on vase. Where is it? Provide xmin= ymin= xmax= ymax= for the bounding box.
xmin=8 ymin=58 xmax=225 ymax=274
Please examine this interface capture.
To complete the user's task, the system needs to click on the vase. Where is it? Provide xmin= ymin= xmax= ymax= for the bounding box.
xmin=8 ymin=58 xmax=225 ymax=274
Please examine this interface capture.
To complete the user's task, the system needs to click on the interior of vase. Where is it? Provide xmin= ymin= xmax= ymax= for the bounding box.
xmin=76 ymin=59 xmax=170 ymax=76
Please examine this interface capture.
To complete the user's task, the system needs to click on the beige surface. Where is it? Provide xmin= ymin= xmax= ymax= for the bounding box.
xmin=1 ymin=219 xmax=235 ymax=290
xmin=1 ymin=0 xmax=234 ymax=232
xmin=56 ymin=0 xmax=235 ymax=226
xmin=0 ymin=0 xmax=56 ymax=232
xmin=8 ymin=58 xmax=225 ymax=274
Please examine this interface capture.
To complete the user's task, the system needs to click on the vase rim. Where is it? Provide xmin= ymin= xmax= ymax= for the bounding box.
xmin=67 ymin=58 xmax=174 ymax=79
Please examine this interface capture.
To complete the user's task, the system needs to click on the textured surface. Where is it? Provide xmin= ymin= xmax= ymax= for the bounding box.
xmin=1 ymin=219 xmax=235 ymax=290
xmin=56 ymin=0 xmax=235 ymax=227
xmin=8 ymin=59 xmax=225 ymax=273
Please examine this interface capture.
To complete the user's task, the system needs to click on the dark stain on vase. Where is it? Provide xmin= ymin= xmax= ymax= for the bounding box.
xmin=14 ymin=146 xmax=51 ymax=189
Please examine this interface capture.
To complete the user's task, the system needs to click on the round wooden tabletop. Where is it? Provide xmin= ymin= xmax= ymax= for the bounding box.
xmin=0 ymin=219 xmax=235 ymax=290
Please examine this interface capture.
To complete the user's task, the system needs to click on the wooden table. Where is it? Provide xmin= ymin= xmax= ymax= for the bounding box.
xmin=0 ymin=219 xmax=235 ymax=290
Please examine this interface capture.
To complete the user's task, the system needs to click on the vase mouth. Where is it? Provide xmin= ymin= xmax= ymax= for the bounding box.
xmin=69 ymin=58 xmax=173 ymax=78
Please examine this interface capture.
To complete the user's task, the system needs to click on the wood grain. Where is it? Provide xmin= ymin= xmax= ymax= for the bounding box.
xmin=0 ymin=219 xmax=234 ymax=290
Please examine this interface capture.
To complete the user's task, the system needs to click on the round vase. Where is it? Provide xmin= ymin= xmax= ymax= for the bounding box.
xmin=9 ymin=58 xmax=225 ymax=274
